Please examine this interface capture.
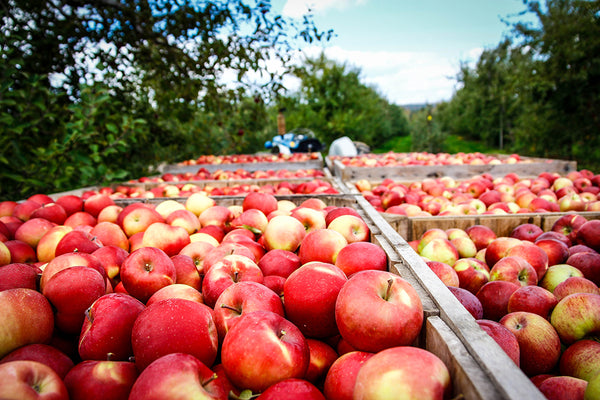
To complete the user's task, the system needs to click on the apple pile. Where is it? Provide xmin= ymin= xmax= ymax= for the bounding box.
xmin=179 ymin=152 xmax=321 ymax=166
xmin=355 ymin=169 xmax=600 ymax=215
xmin=87 ymin=178 xmax=339 ymax=199
xmin=412 ymin=213 xmax=600 ymax=399
xmin=0 ymin=191 xmax=453 ymax=399
xmin=330 ymin=151 xmax=524 ymax=168
xmin=132 ymin=167 xmax=327 ymax=183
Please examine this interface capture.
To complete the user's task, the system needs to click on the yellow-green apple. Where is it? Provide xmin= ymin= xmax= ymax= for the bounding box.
xmin=120 ymin=247 xmax=177 ymax=303
xmin=0 ymin=288 xmax=54 ymax=358
xmin=417 ymin=228 xmax=448 ymax=253
xmin=539 ymin=376 xmax=588 ymax=400
xmin=552 ymin=214 xmax=588 ymax=243
xmin=284 ymin=262 xmax=347 ymax=338
xmin=146 ymin=283 xmax=203 ymax=306
xmin=0 ymin=263 xmax=38 ymax=291
xmin=220 ymin=310 xmax=310 ymax=392
xmin=554 ymin=276 xmax=600 ymax=301
xmin=141 ymin=222 xmax=190 ymax=257
xmin=198 ymin=205 xmax=233 ymax=231
xmin=185 ymin=192 xmax=216 ymax=216
xmin=97 ymin=204 xmax=123 ymax=224
xmin=484 ymin=237 xmax=522 ymax=268
xmin=560 ymin=339 xmax=600 ymax=382
xmin=535 ymin=238 xmax=570 ymax=266
xmin=500 ymin=311 xmax=562 ymax=376
xmin=0 ymin=343 xmax=74 ymax=380
xmin=353 ymin=346 xmax=451 ymax=400
xmin=12 ymin=199 xmax=42 ymax=222
xmin=230 ymin=208 xmax=268 ymax=236
xmin=586 ymin=370 xmax=600 ymax=399
xmin=257 ymin=378 xmax=326 ymax=399
xmin=0 ymin=241 xmax=9 ymax=266
xmin=213 ymin=281 xmax=284 ymax=342
xmin=0 ymin=200 xmax=18 ymax=218
xmin=476 ymin=319 xmax=520 ymax=366
xmin=507 ymin=285 xmax=558 ymax=319
xmin=298 ymin=228 xmax=348 ymax=265
xmin=420 ymin=238 xmax=459 ymax=267
xmin=476 ymin=280 xmax=520 ymax=321
xmin=120 ymin=205 xmax=164 ymax=237
xmin=63 ymin=359 xmax=138 ymax=400
xmin=78 ymin=293 xmax=144 ymax=361
xmin=201 ymin=254 xmax=263 ymax=308
xmin=567 ymin=251 xmax=600 ymax=286
xmin=153 ymin=199 xmax=186 ymax=219
xmin=304 ymin=338 xmax=338 ymax=385
xmin=559 ymin=193 xmax=586 ymax=212
xmin=291 ymin=206 xmax=327 ymax=234
xmin=40 ymin=251 xmax=105 ymax=292
xmin=323 ymin=351 xmax=374 ymax=400
xmin=4 ymin=239 xmax=37 ymax=264
xmin=540 ymin=264 xmax=585 ymax=293
xmin=327 ymin=214 xmax=370 ymax=244
xmin=170 ymin=254 xmax=201 ymax=290
xmin=129 ymin=353 xmax=227 ymax=400
xmin=510 ymin=223 xmax=543 ymax=242
xmin=131 ymin=298 xmax=218 ymax=371
xmin=36 ymin=225 xmax=73 ymax=263
xmin=243 ymin=192 xmax=278 ymax=216
xmin=165 ymin=209 xmax=201 ymax=235
xmin=83 ymin=194 xmax=115 ymax=218
xmin=426 ymin=260 xmax=460 ymax=287
xmin=489 ymin=256 xmax=538 ymax=287
xmin=42 ymin=266 xmax=106 ymax=334
xmin=450 ymin=235 xmax=477 ymax=258
xmin=452 ymin=257 xmax=490 ymax=294
xmin=448 ymin=286 xmax=483 ymax=319
xmin=89 ymin=221 xmax=129 ymax=251
xmin=30 ymin=203 xmax=67 ymax=225
xmin=325 ymin=207 xmax=362 ymax=227
xmin=465 ymin=224 xmax=497 ymax=251
xmin=0 ymin=360 xmax=68 ymax=400
xmin=334 ymin=242 xmax=387 ymax=277
xmin=64 ymin=211 xmax=97 ymax=228
xmin=263 ymin=215 xmax=306 ymax=252
xmin=257 ymin=249 xmax=301 ymax=278
xmin=335 ymin=270 xmax=423 ymax=352
xmin=551 ymin=293 xmax=600 ymax=345
xmin=55 ymin=230 xmax=102 ymax=256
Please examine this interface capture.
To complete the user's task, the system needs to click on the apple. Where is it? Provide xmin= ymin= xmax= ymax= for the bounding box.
xmin=536 ymin=230 xmax=572 ymax=247
xmin=0 ymin=288 xmax=54 ymax=358
xmin=566 ymin=251 xmax=600 ymax=286
xmin=500 ymin=311 xmax=562 ymax=376
xmin=0 ymin=200 xmax=18 ymax=218
xmin=141 ymin=222 xmax=190 ymax=257
xmin=450 ymin=235 xmax=478 ymax=258
xmin=14 ymin=218 xmax=57 ymax=249
xmin=4 ymin=239 xmax=37 ymax=264
xmin=550 ymin=293 xmax=600 ymax=345
xmin=35 ymin=225 xmax=72 ymax=263
xmin=419 ymin=238 xmax=459 ymax=267
xmin=153 ymin=199 xmax=186 ymax=219
xmin=476 ymin=280 xmax=520 ymax=321
xmin=54 ymin=195 xmax=83 ymax=216
xmin=120 ymin=247 xmax=177 ymax=303
xmin=220 ymin=310 xmax=310 ymax=393
xmin=304 ymin=338 xmax=338 ymax=386
xmin=202 ymin=242 xmax=256 ymax=274
xmin=170 ymin=254 xmax=201 ymax=290
xmin=536 ymin=238 xmax=571 ymax=267
xmin=323 ymin=351 xmax=374 ymax=400
xmin=417 ymin=228 xmax=448 ymax=254
xmin=0 ymin=263 xmax=38 ymax=291
xmin=489 ymin=256 xmax=538 ymax=287
xmin=131 ymin=298 xmax=219 ymax=371
xmin=0 ymin=343 xmax=74 ymax=380
xmin=63 ymin=359 xmax=138 ymax=400
xmin=577 ymin=220 xmax=600 ymax=252
xmin=554 ymin=276 xmax=600 ymax=301
xmin=263 ymin=215 xmax=306 ymax=252
xmin=447 ymin=285 xmax=483 ymax=319
xmin=538 ymin=376 xmax=588 ymax=400
xmin=120 ymin=205 xmax=164 ymax=237
xmin=539 ymin=264 xmax=585 ymax=293
xmin=325 ymin=207 xmax=362 ymax=226
xmin=55 ymin=229 xmax=102 ymax=256
xmin=484 ymin=237 xmax=522 ymax=268
xmin=230 ymin=208 xmax=269 ymax=235
xmin=92 ymin=245 xmax=129 ymax=287
xmin=97 ymin=204 xmax=123 ymax=224
xmin=40 ymin=251 xmax=105 ymax=292
xmin=146 ymin=283 xmax=203 ymax=306
xmin=284 ymin=262 xmax=348 ymax=338
xmin=221 ymin=232 xmax=265 ymax=263
xmin=298 ymin=228 xmax=348 ymax=265
xmin=510 ymin=223 xmax=543 ymax=242
xmin=507 ymin=285 xmax=558 ymax=319
xmin=89 ymin=221 xmax=129 ymax=251
xmin=84 ymin=194 xmax=115 ymax=218
xmin=128 ymin=353 xmax=226 ymax=400
xmin=291 ymin=206 xmax=327 ymax=234
xmin=570 ymin=244 xmax=598 ymax=256
xmin=353 ymin=346 xmax=451 ymax=400
xmin=327 ymin=214 xmax=370 ymax=244
xmin=452 ymin=257 xmax=490 ymax=294
xmin=560 ymin=339 xmax=600 ymax=382
xmin=243 ymin=192 xmax=278 ymax=216
xmin=334 ymin=241 xmax=387 ymax=277
xmin=335 ymin=270 xmax=423 ymax=352
xmin=12 ymin=199 xmax=42 ymax=222
xmin=426 ymin=261 xmax=460 ymax=287
xmin=257 ymin=249 xmax=301 ymax=278
xmin=78 ymin=292 xmax=145 ymax=361
xmin=185 ymin=192 xmax=216 ymax=216
xmin=552 ymin=214 xmax=588 ymax=243
xmin=64 ymin=211 xmax=97 ymax=229
xmin=0 ymin=360 xmax=68 ymax=400
xmin=476 ymin=319 xmax=520 ymax=366
xmin=257 ymin=378 xmax=326 ymax=400
xmin=30 ymin=203 xmax=68 ymax=225
xmin=165 ymin=209 xmax=201 ymax=235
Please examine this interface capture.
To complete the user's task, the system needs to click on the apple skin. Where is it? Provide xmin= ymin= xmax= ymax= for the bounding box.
xmin=489 ymin=256 xmax=538 ymax=287
xmin=243 ymin=192 xmax=278 ymax=216
xmin=0 ymin=360 xmax=69 ymax=400
xmin=141 ymin=222 xmax=191 ymax=257
xmin=128 ymin=353 xmax=227 ymax=400
xmin=0 ymin=343 xmax=74 ymax=380
xmin=84 ymin=194 xmax=115 ymax=218
xmin=14 ymin=217 xmax=56 ymax=249
xmin=284 ymin=262 xmax=348 ymax=339
xmin=507 ymin=285 xmax=558 ymax=320
xmin=419 ymin=238 xmax=459 ymax=267
xmin=353 ymin=346 xmax=451 ymax=400
xmin=551 ymin=213 xmax=588 ymax=243
xmin=55 ymin=230 xmax=102 ymax=256
xmin=536 ymin=238 xmax=570 ymax=266
xmin=220 ymin=310 xmax=310 ymax=393
xmin=170 ymin=254 xmax=201 ymax=290
xmin=452 ymin=257 xmax=490 ymax=294
xmin=566 ymin=251 xmax=600 ymax=286
xmin=146 ymin=283 xmax=204 ymax=306
xmin=40 ymin=251 xmax=105 ymax=292
xmin=257 ymin=249 xmax=301 ymax=278
xmin=327 ymin=214 xmax=370 ymax=244
xmin=78 ymin=293 xmax=145 ymax=361
xmin=554 ymin=276 xmax=600 ymax=302
xmin=257 ymin=378 xmax=326 ymax=400
xmin=335 ymin=270 xmax=423 ymax=352
xmin=465 ymin=224 xmax=497 ymax=251
xmin=120 ymin=247 xmax=177 ymax=303
xmin=0 ymin=288 xmax=54 ymax=358
xmin=510 ymin=223 xmax=544 ymax=242
xmin=447 ymin=286 xmax=483 ymax=319
xmin=298 ymin=228 xmax=348 ymax=265
xmin=325 ymin=207 xmax=362 ymax=226
xmin=506 ymin=242 xmax=549 ymax=280
xmin=323 ymin=351 xmax=374 ymax=400
xmin=476 ymin=280 xmax=521 ymax=321
xmin=185 ymin=192 xmax=216 ymax=216
xmin=540 ymin=264 xmax=585 ymax=293
xmin=500 ymin=311 xmax=562 ymax=376
xmin=55 ymin=194 xmax=84 ymax=216
xmin=476 ymin=319 xmax=520 ymax=367
xmin=560 ymin=339 xmax=600 ymax=382
xmin=0 ymin=262 xmax=38 ymax=291
xmin=335 ymin=241 xmax=388 ymax=277
xmin=291 ymin=206 xmax=327 ymax=234
xmin=485 ymin=237 xmax=522 ymax=268
xmin=120 ymin=205 xmax=165 ymax=237
xmin=89 ymin=222 xmax=129 ymax=251
xmin=131 ymin=298 xmax=219 ymax=371
xmin=263 ymin=215 xmax=306 ymax=253
xmin=4 ymin=239 xmax=37 ymax=263
xmin=538 ymin=376 xmax=588 ymax=400
xmin=63 ymin=360 xmax=138 ymax=400
xmin=304 ymin=338 xmax=338 ymax=386
xmin=550 ymin=293 xmax=600 ymax=345
xmin=427 ymin=261 xmax=460 ymax=287
xmin=577 ymin=220 xmax=600 ymax=252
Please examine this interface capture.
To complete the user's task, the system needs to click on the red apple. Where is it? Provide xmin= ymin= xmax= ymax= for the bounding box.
xmin=146 ymin=283 xmax=203 ymax=306
xmin=120 ymin=247 xmax=177 ymax=303
xmin=484 ymin=237 xmax=522 ymax=268
xmin=551 ymin=214 xmax=588 ymax=243
xmin=0 ymin=343 xmax=74 ymax=380
xmin=170 ymin=254 xmax=201 ymax=290
xmin=466 ymin=224 xmax=498 ymax=251
xmin=452 ymin=257 xmax=490 ymax=294
xmin=566 ymin=251 xmax=600 ymax=286
xmin=243 ymin=192 xmax=278 ymax=216
xmin=536 ymin=238 xmax=570 ymax=266
xmin=507 ymin=285 xmax=558 ymax=319
xmin=327 ymin=214 xmax=370 ymax=244
xmin=55 ymin=229 xmax=102 ymax=256
xmin=30 ymin=203 xmax=68 ymax=225
xmin=510 ymin=223 xmax=543 ymax=242
xmin=14 ymin=218 xmax=57 ymax=249
xmin=0 ymin=263 xmax=38 ymax=291
xmin=36 ymin=225 xmax=73 ymax=263
xmin=40 ymin=251 xmax=105 ymax=292
xmin=84 ymin=194 xmax=115 ymax=218
xmin=553 ymin=276 xmax=600 ymax=301
xmin=120 ymin=205 xmax=164 ymax=237
xmin=304 ymin=338 xmax=338 ymax=385
xmin=447 ymin=286 xmax=483 ymax=319
xmin=89 ymin=221 xmax=129 ymax=251
xmin=334 ymin=241 xmax=387 ymax=277
xmin=198 ymin=205 xmax=233 ymax=231
xmin=560 ymin=339 xmax=600 ymax=382
xmin=92 ymin=245 xmax=129 ymax=287
xmin=427 ymin=260 xmax=460 ymax=287
xmin=0 ymin=360 xmax=68 ymax=400
xmin=476 ymin=319 xmax=520 ymax=366
xmin=230 ymin=208 xmax=269 ymax=236
xmin=325 ymin=207 xmax=362 ymax=226
xmin=257 ymin=249 xmax=301 ymax=278
xmin=141 ymin=222 xmax=190 ymax=257
xmin=489 ymin=256 xmax=538 ymax=287
xmin=538 ymin=376 xmax=587 ymax=400
xmin=63 ymin=359 xmax=138 ymax=400
xmin=257 ymin=378 xmax=326 ymax=400
xmin=4 ymin=239 xmax=37 ymax=264
xmin=323 ymin=351 xmax=374 ymax=400
xmin=55 ymin=195 xmax=84 ymax=216
xmin=298 ymin=228 xmax=348 ymax=265
xmin=12 ymin=200 xmax=42 ymax=222
xmin=291 ymin=206 xmax=327 ymax=234
xmin=97 ymin=204 xmax=123 ymax=224
xmin=476 ymin=280 xmax=520 ymax=321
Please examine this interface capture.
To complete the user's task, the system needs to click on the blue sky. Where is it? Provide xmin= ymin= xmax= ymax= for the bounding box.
xmin=271 ymin=0 xmax=534 ymax=105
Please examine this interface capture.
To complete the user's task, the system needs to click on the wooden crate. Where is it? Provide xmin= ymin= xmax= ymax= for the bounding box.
xmin=329 ymin=156 xmax=576 ymax=181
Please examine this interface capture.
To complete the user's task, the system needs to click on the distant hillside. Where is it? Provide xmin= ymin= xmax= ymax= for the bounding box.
xmin=401 ymin=103 xmax=429 ymax=112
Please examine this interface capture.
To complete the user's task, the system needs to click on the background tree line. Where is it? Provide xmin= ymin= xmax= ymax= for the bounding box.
xmin=1 ymin=0 xmax=598 ymax=201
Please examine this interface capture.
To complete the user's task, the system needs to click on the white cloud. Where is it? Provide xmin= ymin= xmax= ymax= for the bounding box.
xmin=282 ymin=0 xmax=367 ymax=18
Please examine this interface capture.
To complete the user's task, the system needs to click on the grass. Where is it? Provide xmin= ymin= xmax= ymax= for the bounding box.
xmin=373 ymin=134 xmax=504 ymax=155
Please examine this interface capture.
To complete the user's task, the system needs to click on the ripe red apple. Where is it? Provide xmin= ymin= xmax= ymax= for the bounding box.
xmin=560 ymin=339 xmax=600 ymax=382
xmin=55 ymin=229 xmax=102 ymax=256
xmin=291 ymin=206 xmax=327 ymax=234
xmin=257 ymin=249 xmax=301 ymax=278
xmin=536 ymin=230 xmax=572 ymax=247
xmin=353 ymin=346 xmax=451 ymax=400
xmin=419 ymin=238 xmax=459 ymax=267
xmin=476 ymin=280 xmax=520 ymax=321
xmin=535 ymin=238 xmax=570 ymax=267
xmin=92 ymin=245 xmax=129 ymax=287
xmin=131 ymin=298 xmax=219 ymax=371
xmin=538 ymin=376 xmax=587 ymax=400
xmin=120 ymin=247 xmax=177 ymax=303
xmin=327 ymin=214 xmax=370 ymax=244
xmin=304 ymin=338 xmax=338 ymax=385
xmin=553 ymin=276 xmax=600 ymax=301
xmin=30 ymin=203 xmax=68 ymax=225
xmin=507 ymin=285 xmax=558 ymax=319
xmin=262 ymin=215 xmax=306 ymax=252
xmin=230 ymin=208 xmax=269 ymax=235
xmin=141 ymin=222 xmax=191 ymax=257
xmin=325 ymin=206 xmax=362 ymax=226
xmin=12 ymin=199 xmax=42 ymax=222
xmin=198 ymin=205 xmax=233 ymax=231
xmin=120 ymin=205 xmax=164 ymax=237
xmin=0 ymin=343 xmax=74 ymax=380
xmin=447 ymin=286 xmax=483 ymax=319
xmin=426 ymin=261 xmax=460 ymax=287
xmin=84 ymin=194 xmax=115 ymax=218
xmin=145 ymin=283 xmax=203 ymax=306
xmin=500 ymin=311 xmax=562 ymax=376
xmin=14 ymin=217 xmax=56 ymax=249
xmin=335 ymin=270 xmax=423 ymax=352
xmin=36 ymin=225 xmax=73 ymax=263
xmin=566 ymin=251 xmax=600 ymax=286
xmin=0 ymin=360 xmax=68 ymax=400
xmin=484 ymin=237 xmax=522 ymax=268
xmin=0 ymin=263 xmax=38 ymax=291
xmin=40 ymin=251 xmax=105 ymax=292
xmin=170 ymin=254 xmax=201 ymax=290
xmin=4 ymin=239 xmax=37 ymax=264
xmin=323 ymin=351 xmax=374 ymax=400
xmin=298 ymin=228 xmax=348 ymax=265
xmin=97 ymin=204 xmax=123 ymax=224
xmin=465 ymin=224 xmax=498 ymax=251
xmin=63 ymin=359 xmax=138 ymax=400
xmin=417 ymin=228 xmax=448 ymax=253
xmin=284 ymin=262 xmax=348 ymax=338
xmin=489 ymin=256 xmax=538 ymax=287
xmin=243 ymin=192 xmax=278 ymax=216
xmin=220 ymin=310 xmax=310 ymax=393
xmin=476 ymin=319 xmax=520 ymax=367
xmin=452 ymin=257 xmax=490 ymax=294
xmin=510 ymin=223 xmax=543 ymax=242
xmin=89 ymin=221 xmax=129 ymax=251
xmin=550 ymin=293 xmax=600 ymax=345
xmin=551 ymin=214 xmax=588 ymax=243
xmin=334 ymin=241 xmax=387 ymax=277
xmin=506 ymin=241 xmax=549 ymax=280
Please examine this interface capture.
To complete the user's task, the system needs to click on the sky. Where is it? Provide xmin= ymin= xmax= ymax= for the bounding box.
xmin=270 ymin=0 xmax=533 ymax=105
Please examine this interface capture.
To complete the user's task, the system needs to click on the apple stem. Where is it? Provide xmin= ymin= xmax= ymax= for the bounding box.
xmin=234 ymin=270 xmax=239 ymax=282
xmin=84 ymin=307 xmax=93 ymax=323
xmin=202 ymin=372 xmax=218 ymax=387
xmin=278 ymin=329 xmax=286 ymax=340
xmin=220 ymin=303 xmax=242 ymax=314
xmin=385 ymin=278 xmax=393 ymax=301
xmin=144 ymin=262 xmax=153 ymax=272
xmin=106 ymin=352 xmax=115 ymax=361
